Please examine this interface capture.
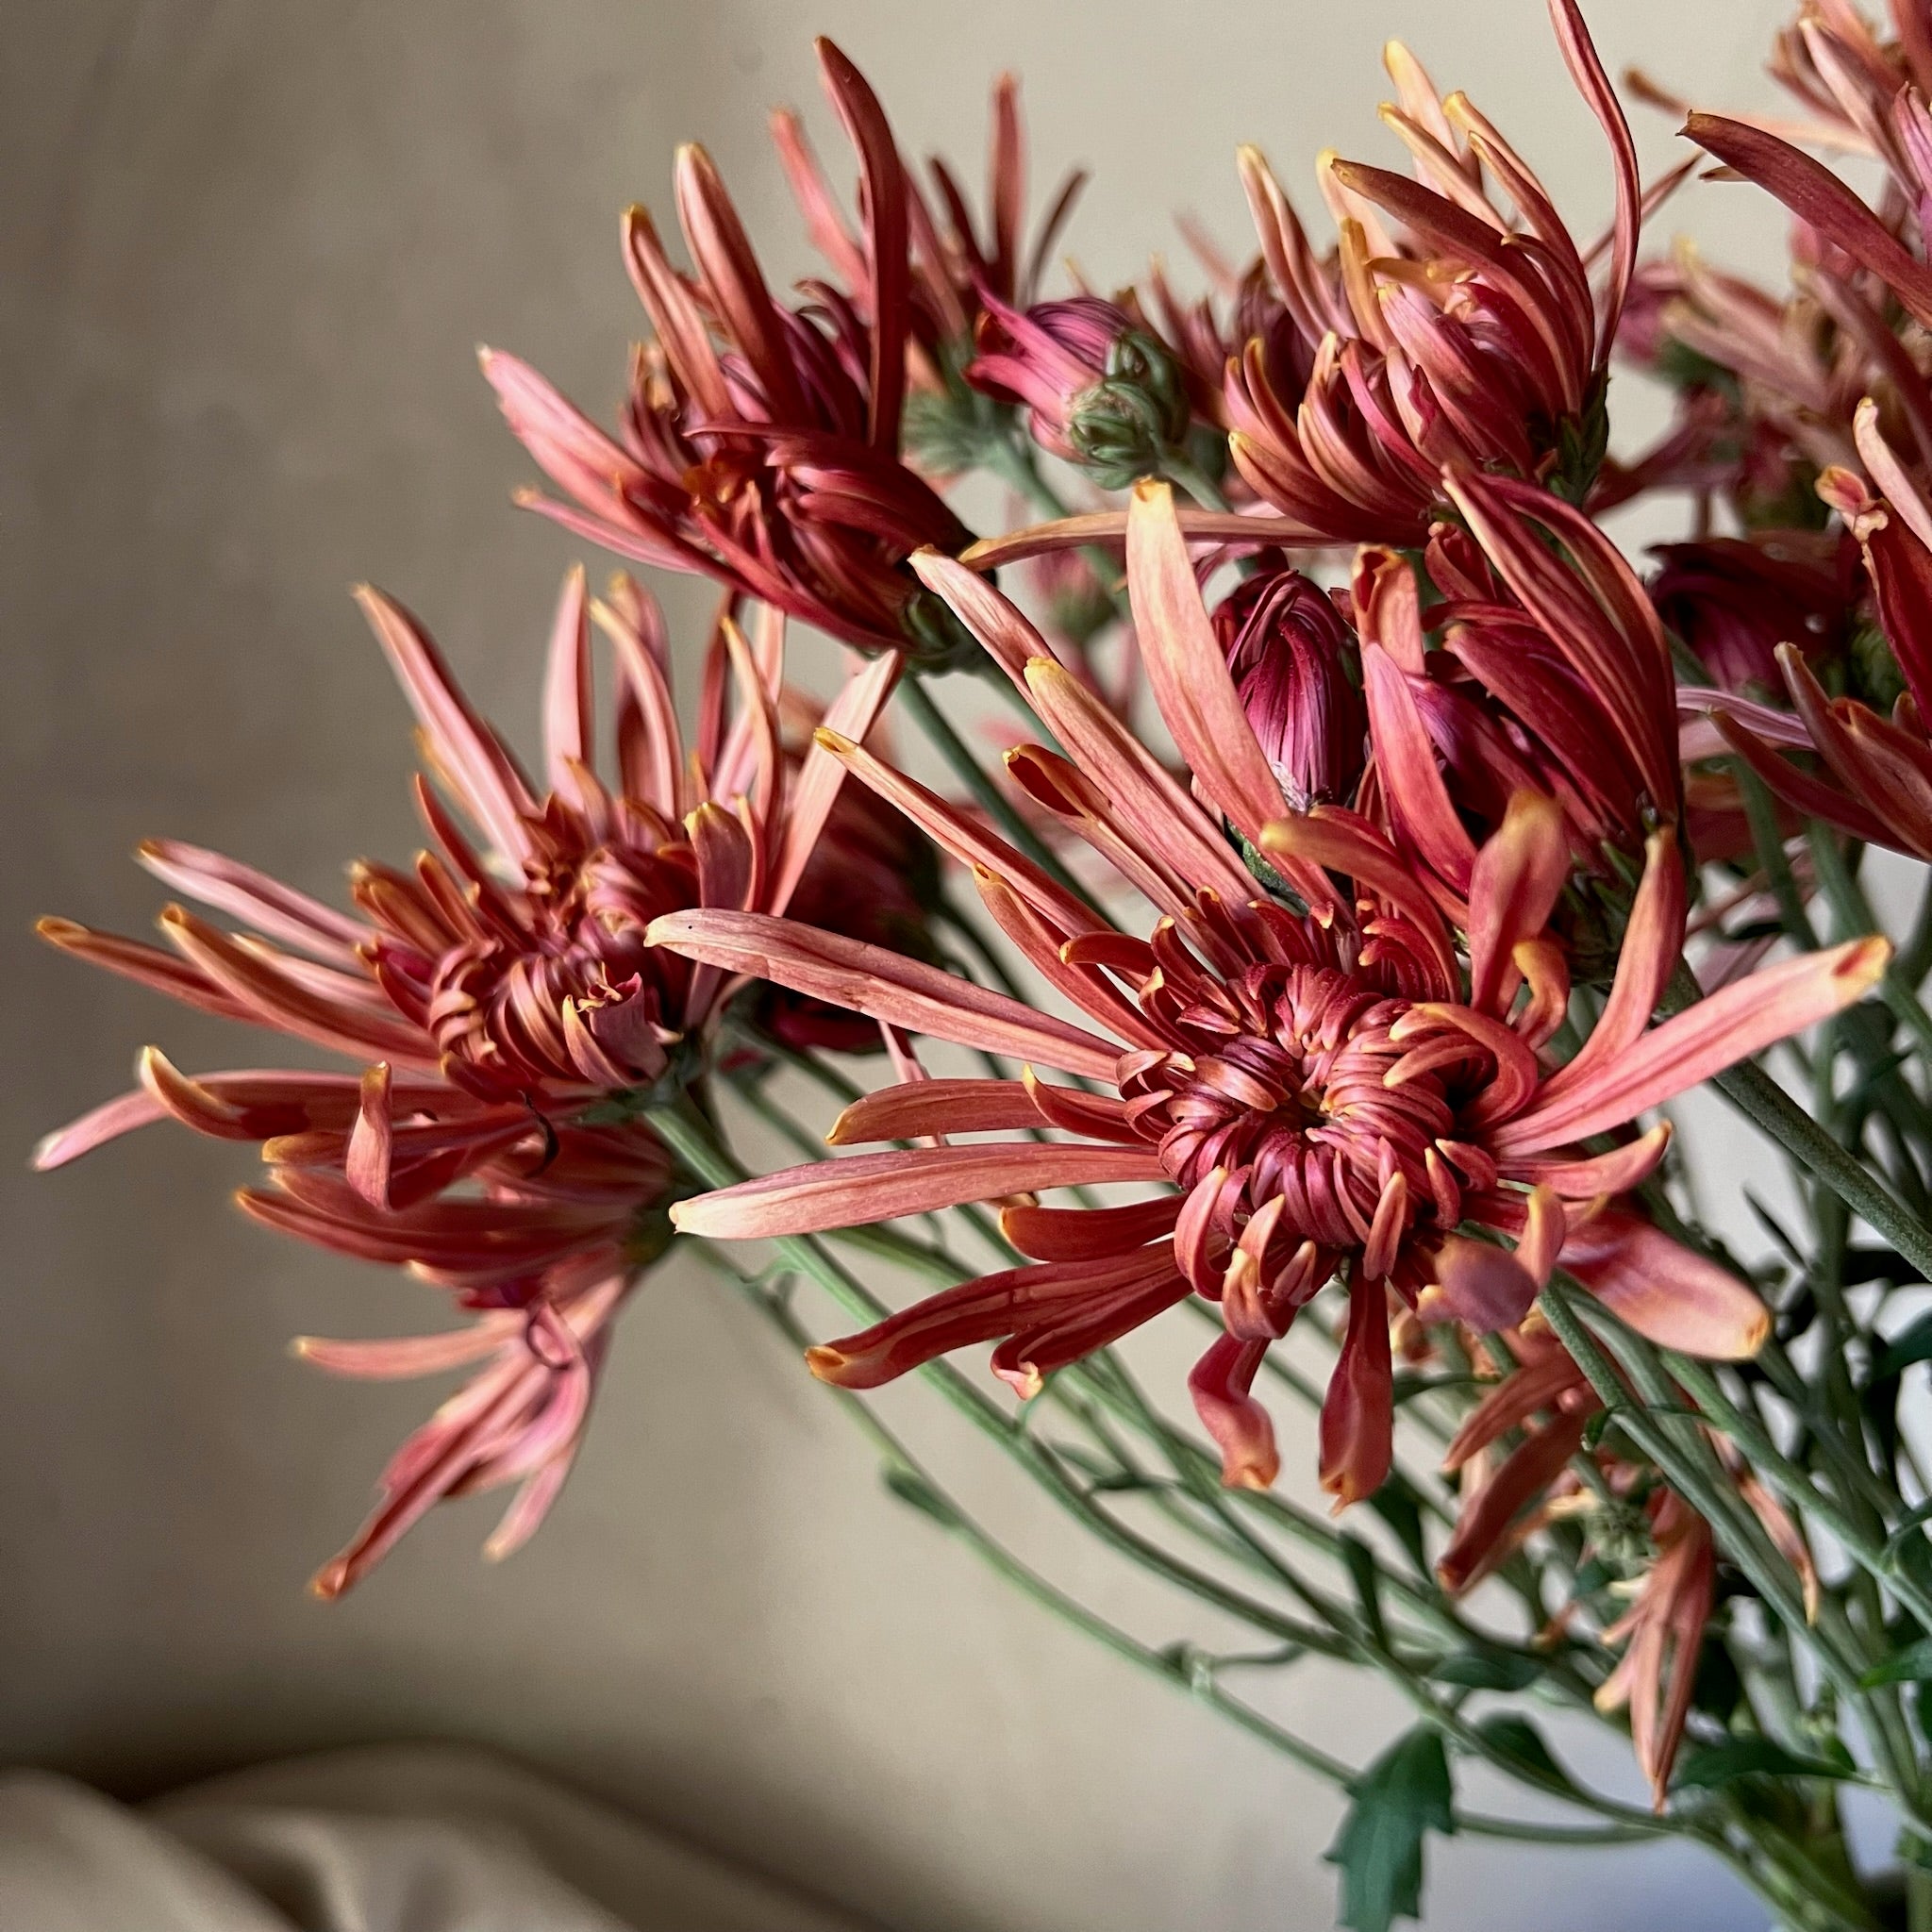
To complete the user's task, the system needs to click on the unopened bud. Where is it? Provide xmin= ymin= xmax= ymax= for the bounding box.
xmin=969 ymin=294 xmax=1190 ymax=488
xmin=1212 ymin=569 xmax=1365 ymax=808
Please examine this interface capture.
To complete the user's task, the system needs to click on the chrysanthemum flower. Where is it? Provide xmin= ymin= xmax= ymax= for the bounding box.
xmin=36 ymin=567 xmax=897 ymax=1589
xmin=1215 ymin=565 xmax=1366 ymax=811
xmin=967 ymin=293 xmax=1193 ymax=489
xmin=649 ymin=481 xmax=1885 ymax=1510
xmin=1224 ymin=0 xmax=1640 ymax=544
xmin=1650 ymin=533 xmax=1853 ymax=697
xmin=484 ymin=41 xmax=978 ymax=664
xmin=1715 ymin=404 xmax=1932 ymax=858
xmin=774 ymin=68 xmax=1088 ymax=398
xmin=1354 ymin=468 xmax=1685 ymax=912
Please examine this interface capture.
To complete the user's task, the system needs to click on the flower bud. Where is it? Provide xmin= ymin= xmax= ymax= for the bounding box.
xmin=968 ymin=294 xmax=1190 ymax=488
xmin=1211 ymin=568 xmax=1365 ymax=808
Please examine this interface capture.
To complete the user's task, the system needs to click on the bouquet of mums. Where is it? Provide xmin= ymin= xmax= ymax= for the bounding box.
xmin=46 ymin=3 xmax=1932 ymax=1924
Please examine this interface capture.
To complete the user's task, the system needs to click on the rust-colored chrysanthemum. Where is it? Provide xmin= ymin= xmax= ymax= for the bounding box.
xmin=484 ymin=41 xmax=978 ymax=663
xmin=37 ymin=568 xmax=897 ymax=1589
xmin=649 ymin=482 xmax=1882 ymax=1510
xmin=1224 ymin=0 xmax=1641 ymax=544
xmin=1713 ymin=405 xmax=1932 ymax=858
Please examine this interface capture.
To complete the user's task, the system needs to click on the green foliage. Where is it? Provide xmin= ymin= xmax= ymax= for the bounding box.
xmin=1474 ymin=1714 xmax=1574 ymax=1791
xmin=1673 ymin=1737 xmax=1858 ymax=1789
xmin=1548 ymin=372 xmax=1610 ymax=508
xmin=1365 ymin=1472 xmax=1431 ymax=1578
xmin=1325 ymin=1727 xmax=1456 ymax=1932
xmin=881 ymin=1466 xmax=961 ymax=1528
xmin=1858 ymin=1636 xmax=1932 ymax=1689
xmin=1427 ymin=1651 xmax=1543 ymax=1693
xmin=1341 ymin=1531 xmax=1389 ymax=1650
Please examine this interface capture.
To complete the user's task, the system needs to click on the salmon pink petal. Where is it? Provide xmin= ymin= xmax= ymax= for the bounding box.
xmin=1560 ymin=1212 xmax=1770 ymax=1359
xmin=646 ymin=908 xmax=1124 ymax=1080
xmin=1436 ymin=1408 xmax=1592 ymax=1596
xmin=1189 ymin=1334 xmax=1280 ymax=1489
xmin=768 ymin=654 xmax=902 ymax=915
xmin=1534 ymin=829 xmax=1685 ymax=1108
xmin=1414 ymin=1236 xmax=1540 ymax=1332
xmin=1495 ymin=937 xmax=1889 ymax=1156
xmin=827 ymin=1078 xmax=1107 ymax=1144
xmin=136 ymin=841 xmax=369 ymax=967
xmin=1685 ymin=114 xmax=1932 ymax=331
xmin=805 ymin=1246 xmax=1182 ymax=1389
xmin=355 ymin=587 xmax=538 ymax=867
xmin=1320 ymin=1276 xmax=1394 ymax=1509
xmin=1506 ymin=1123 xmax=1673 ymax=1198
xmin=999 ymin=1195 xmax=1184 ymax=1261
xmin=1465 ymin=792 xmax=1568 ymax=1018
xmin=541 ymin=565 xmax=592 ymax=795
xmin=672 ymin=1141 xmax=1166 ymax=1240
xmin=1125 ymin=479 xmax=1291 ymax=849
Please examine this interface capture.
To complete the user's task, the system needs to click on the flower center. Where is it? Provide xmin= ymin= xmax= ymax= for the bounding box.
xmin=1128 ymin=964 xmax=1465 ymax=1255
xmin=420 ymin=839 xmax=696 ymax=1094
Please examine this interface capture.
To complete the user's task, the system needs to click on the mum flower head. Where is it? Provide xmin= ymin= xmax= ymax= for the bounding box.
xmin=1225 ymin=0 xmax=1642 ymax=545
xmin=649 ymin=480 xmax=1886 ymax=1511
xmin=1432 ymin=1321 xmax=1817 ymax=1807
xmin=35 ymin=566 xmax=897 ymax=1591
xmin=484 ymin=40 xmax=981 ymax=667
xmin=1714 ymin=404 xmax=1932 ymax=860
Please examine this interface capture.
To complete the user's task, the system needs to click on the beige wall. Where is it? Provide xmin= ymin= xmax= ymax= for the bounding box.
xmin=5 ymin=4 xmax=1798 ymax=1927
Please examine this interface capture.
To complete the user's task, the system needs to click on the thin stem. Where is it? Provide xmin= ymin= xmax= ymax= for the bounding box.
xmin=897 ymin=673 xmax=1096 ymax=909
xmin=1158 ymin=445 xmax=1229 ymax=511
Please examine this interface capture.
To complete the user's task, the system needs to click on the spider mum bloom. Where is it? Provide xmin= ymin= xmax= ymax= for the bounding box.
xmin=1650 ymin=533 xmax=1852 ymax=697
xmin=484 ymin=40 xmax=978 ymax=665
xmin=1716 ymin=405 xmax=1932 ymax=858
xmin=774 ymin=68 xmax=1088 ymax=393
xmin=648 ymin=481 xmax=1884 ymax=1509
xmin=1436 ymin=1328 xmax=1814 ymax=1803
xmin=36 ymin=567 xmax=896 ymax=1589
xmin=1224 ymin=0 xmax=1641 ymax=544
xmin=1352 ymin=467 xmax=1685 ymax=917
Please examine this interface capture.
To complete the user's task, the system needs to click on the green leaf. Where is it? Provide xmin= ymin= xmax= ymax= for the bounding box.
xmin=1340 ymin=1533 xmax=1388 ymax=1650
xmin=1428 ymin=1651 xmax=1542 ymax=1693
xmin=1366 ymin=1473 xmax=1431 ymax=1577
xmin=1474 ymin=1713 xmax=1573 ymax=1790
xmin=1672 ymin=1736 xmax=1858 ymax=1788
xmin=1859 ymin=1637 xmax=1932 ymax=1688
xmin=881 ymin=1467 xmax=959 ymax=1528
xmin=1325 ymin=1727 xmax=1456 ymax=1932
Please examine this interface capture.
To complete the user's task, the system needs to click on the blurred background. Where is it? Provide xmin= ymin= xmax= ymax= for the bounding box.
xmin=3 ymin=2 xmax=1810 ymax=1926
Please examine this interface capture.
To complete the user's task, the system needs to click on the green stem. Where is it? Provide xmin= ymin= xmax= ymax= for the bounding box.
xmin=897 ymin=672 xmax=1096 ymax=910
xmin=1807 ymin=824 xmax=1932 ymax=1074
xmin=1158 ymin=445 xmax=1229 ymax=511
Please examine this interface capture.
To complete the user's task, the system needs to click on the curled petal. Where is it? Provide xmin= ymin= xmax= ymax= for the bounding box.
xmin=1496 ymin=938 xmax=1889 ymax=1156
xmin=646 ymin=909 xmax=1124 ymax=1081
xmin=1415 ymin=1236 xmax=1540 ymax=1332
xmin=1560 ymin=1212 xmax=1769 ymax=1359
xmin=1189 ymin=1334 xmax=1280 ymax=1490
xmin=1320 ymin=1274 xmax=1394 ymax=1509
xmin=1125 ymin=479 xmax=1291 ymax=848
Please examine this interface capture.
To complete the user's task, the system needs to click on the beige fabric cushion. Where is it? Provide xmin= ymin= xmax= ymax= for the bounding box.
xmin=1 ymin=1746 xmax=870 ymax=1932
